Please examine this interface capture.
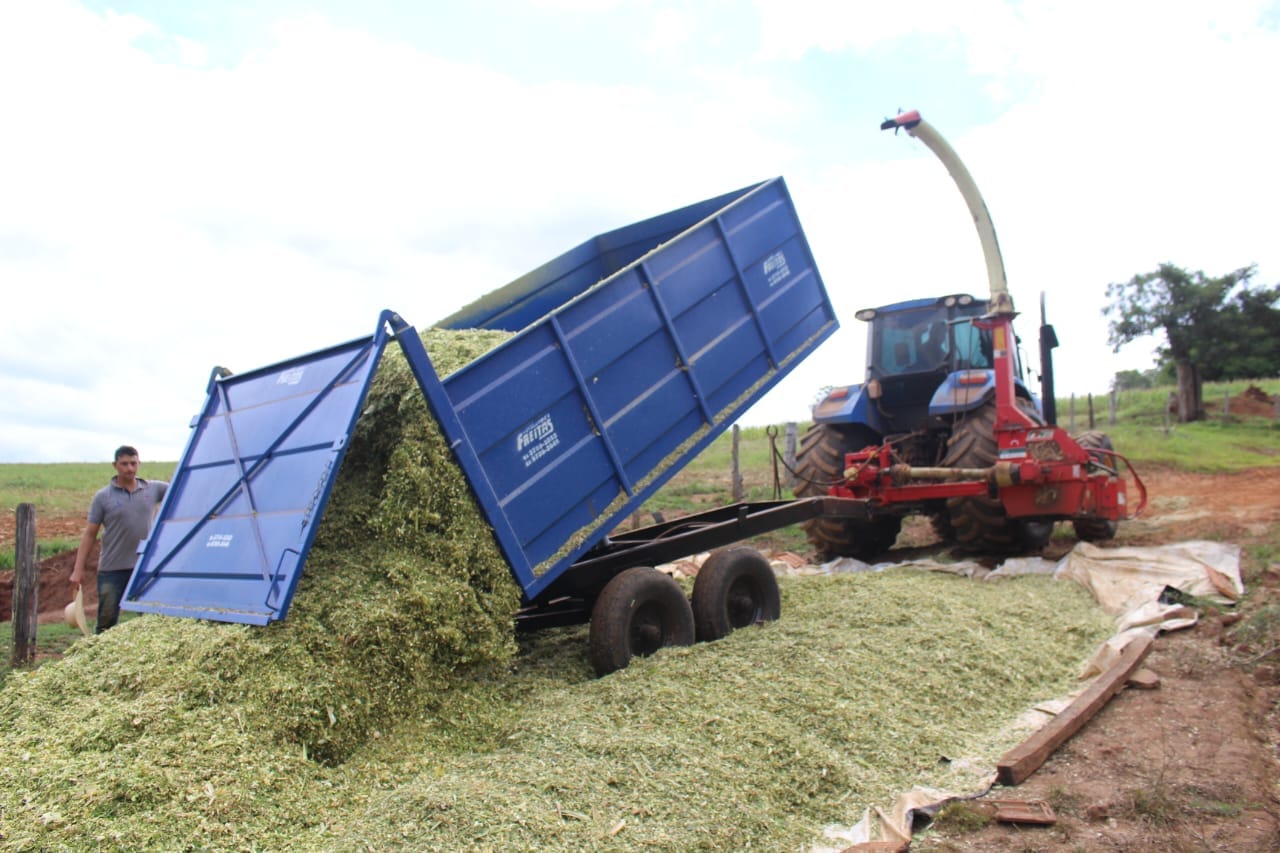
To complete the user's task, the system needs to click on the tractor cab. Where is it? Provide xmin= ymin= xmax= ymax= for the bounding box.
xmin=812 ymin=293 xmax=1036 ymax=450
xmin=861 ymin=294 xmax=993 ymax=380
xmin=861 ymin=294 xmax=994 ymax=437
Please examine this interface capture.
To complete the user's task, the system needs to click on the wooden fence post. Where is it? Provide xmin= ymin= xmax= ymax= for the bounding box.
xmin=731 ymin=424 xmax=744 ymax=502
xmin=11 ymin=503 xmax=38 ymax=668
xmin=1087 ymin=394 xmax=1095 ymax=430
xmin=785 ymin=422 xmax=798 ymax=488
xmin=1109 ymin=390 xmax=1117 ymax=426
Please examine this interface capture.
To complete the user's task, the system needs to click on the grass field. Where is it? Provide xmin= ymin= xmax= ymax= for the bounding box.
xmin=0 ymin=619 xmax=84 ymax=660
xmin=0 ymin=461 xmax=176 ymax=569
xmin=0 ymin=460 xmax=176 ymax=518
xmin=0 ymin=537 xmax=78 ymax=570
xmin=1062 ymin=381 xmax=1280 ymax=471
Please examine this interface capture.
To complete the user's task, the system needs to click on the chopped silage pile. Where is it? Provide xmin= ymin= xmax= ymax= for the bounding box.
xmin=2 ymin=553 xmax=1112 ymax=849
xmin=0 ymin=327 xmax=1117 ymax=849
xmin=323 ymin=570 xmax=1114 ymax=850
xmin=0 ymin=328 xmax=523 ymax=849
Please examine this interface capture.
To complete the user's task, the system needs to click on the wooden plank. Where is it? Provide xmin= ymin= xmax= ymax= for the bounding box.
xmin=989 ymin=798 xmax=1056 ymax=825
xmin=997 ymin=635 xmax=1154 ymax=786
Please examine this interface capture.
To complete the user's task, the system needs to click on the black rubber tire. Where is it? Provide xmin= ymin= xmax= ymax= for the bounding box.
xmin=941 ymin=399 xmax=1055 ymax=553
xmin=1072 ymin=431 xmax=1120 ymax=542
xmin=930 ymin=508 xmax=957 ymax=543
xmin=691 ymin=547 xmax=781 ymax=642
xmin=588 ymin=567 xmax=695 ymax=677
xmin=793 ymin=422 xmax=902 ymax=561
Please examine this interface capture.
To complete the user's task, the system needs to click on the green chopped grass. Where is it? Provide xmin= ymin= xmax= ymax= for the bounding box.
xmin=0 ymin=328 xmax=522 ymax=848
xmin=330 ymin=571 xmax=1113 ymax=850
xmin=0 ymin=566 xmax=1112 ymax=850
xmin=0 ymin=328 xmax=1116 ymax=851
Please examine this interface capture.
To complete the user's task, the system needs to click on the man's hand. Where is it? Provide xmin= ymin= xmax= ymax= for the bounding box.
xmin=71 ymin=522 xmax=100 ymax=588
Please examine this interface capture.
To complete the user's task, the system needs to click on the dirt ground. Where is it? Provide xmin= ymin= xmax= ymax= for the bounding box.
xmin=0 ymin=513 xmax=100 ymax=624
xmin=4 ymin=468 xmax=1280 ymax=850
xmin=911 ymin=466 xmax=1280 ymax=852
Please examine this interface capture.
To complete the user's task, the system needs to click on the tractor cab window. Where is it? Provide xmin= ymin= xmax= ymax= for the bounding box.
xmin=952 ymin=319 xmax=992 ymax=370
xmin=871 ymin=303 xmax=1000 ymax=377
xmin=875 ymin=309 xmax=951 ymax=376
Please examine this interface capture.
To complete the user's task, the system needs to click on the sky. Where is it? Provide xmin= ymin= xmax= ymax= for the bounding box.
xmin=2 ymin=0 xmax=1278 ymax=463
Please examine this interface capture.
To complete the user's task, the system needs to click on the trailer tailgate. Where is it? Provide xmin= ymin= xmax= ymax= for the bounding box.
xmin=122 ymin=318 xmax=400 ymax=623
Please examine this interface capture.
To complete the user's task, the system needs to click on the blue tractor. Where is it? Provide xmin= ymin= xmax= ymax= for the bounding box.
xmin=793 ymin=292 xmax=1061 ymax=559
xmin=792 ymin=107 xmax=1133 ymax=562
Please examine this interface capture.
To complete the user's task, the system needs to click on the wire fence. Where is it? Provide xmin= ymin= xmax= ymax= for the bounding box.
xmin=1062 ymin=387 xmax=1280 ymax=434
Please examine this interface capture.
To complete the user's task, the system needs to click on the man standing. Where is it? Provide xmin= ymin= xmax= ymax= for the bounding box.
xmin=69 ymin=446 xmax=169 ymax=633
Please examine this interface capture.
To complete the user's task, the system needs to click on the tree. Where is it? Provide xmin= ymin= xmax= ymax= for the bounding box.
xmin=1196 ymin=285 xmax=1280 ymax=381
xmin=1111 ymin=368 xmax=1160 ymax=392
xmin=1104 ymin=263 xmax=1263 ymax=422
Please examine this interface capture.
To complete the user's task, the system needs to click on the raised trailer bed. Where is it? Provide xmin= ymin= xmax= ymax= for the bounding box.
xmin=124 ymin=177 xmax=839 ymax=673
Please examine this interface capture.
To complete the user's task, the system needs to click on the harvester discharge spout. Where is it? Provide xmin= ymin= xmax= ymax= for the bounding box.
xmin=881 ymin=110 xmax=1014 ymax=316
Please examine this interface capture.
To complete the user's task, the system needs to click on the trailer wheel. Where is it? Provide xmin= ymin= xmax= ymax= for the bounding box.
xmin=941 ymin=399 xmax=1055 ymax=553
xmin=691 ymin=547 xmax=781 ymax=642
xmin=588 ymin=567 xmax=695 ymax=677
xmin=794 ymin=423 xmax=902 ymax=561
xmin=1072 ymin=431 xmax=1120 ymax=542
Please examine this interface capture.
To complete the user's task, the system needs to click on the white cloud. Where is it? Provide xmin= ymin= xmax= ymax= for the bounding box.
xmin=645 ymin=7 xmax=697 ymax=52
xmin=753 ymin=0 xmax=1024 ymax=61
xmin=0 ymin=3 xmax=799 ymax=461
xmin=1 ymin=0 xmax=1278 ymax=461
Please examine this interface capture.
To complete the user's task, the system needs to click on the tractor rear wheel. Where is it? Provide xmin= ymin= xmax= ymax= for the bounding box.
xmin=941 ymin=400 xmax=1055 ymax=553
xmin=1072 ymin=431 xmax=1120 ymax=542
xmin=691 ymin=546 xmax=781 ymax=642
xmin=794 ymin=423 xmax=902 ymax=562
xmin=589 ymin=567 xmax=695 ymax=677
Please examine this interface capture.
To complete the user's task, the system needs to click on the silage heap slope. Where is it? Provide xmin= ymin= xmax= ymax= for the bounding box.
xmin=333 ymin=569 xmax=1114 ymax=850
xmin=0 ymin=328 xmax=523 ymax=848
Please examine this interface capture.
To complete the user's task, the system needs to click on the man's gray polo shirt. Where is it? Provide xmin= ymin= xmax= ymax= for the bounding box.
xmin=88 ymin=478 xmax=170 ymax=572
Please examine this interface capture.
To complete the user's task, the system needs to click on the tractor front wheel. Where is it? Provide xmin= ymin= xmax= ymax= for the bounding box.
xmin=794 ymin=423 xmax=902 ymax=562
xmin=941 ymin=400 xmax=1055 ymax=553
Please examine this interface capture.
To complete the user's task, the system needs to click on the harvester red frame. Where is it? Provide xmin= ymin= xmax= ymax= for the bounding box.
xmin=828 ymin=111 xmax=1147 ymax=526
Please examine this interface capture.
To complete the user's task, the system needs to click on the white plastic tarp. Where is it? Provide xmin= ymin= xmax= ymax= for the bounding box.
xmin=1057 ymin=540 xmax=1242 ymax=676
xmin=809 ymin=539 xmax=1245 ymax=849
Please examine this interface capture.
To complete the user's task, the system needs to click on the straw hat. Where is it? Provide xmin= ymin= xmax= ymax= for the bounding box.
xmin=65 ymin=586 xmax=90 ymax=637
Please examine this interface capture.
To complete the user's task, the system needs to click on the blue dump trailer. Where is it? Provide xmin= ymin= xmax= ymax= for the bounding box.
xmin=123 ymin=177 xmax=851 ymax=674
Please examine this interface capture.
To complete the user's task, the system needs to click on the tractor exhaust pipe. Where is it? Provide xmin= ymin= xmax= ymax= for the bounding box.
xmin=1039 ymin=292 xmax=1059 ymax=425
